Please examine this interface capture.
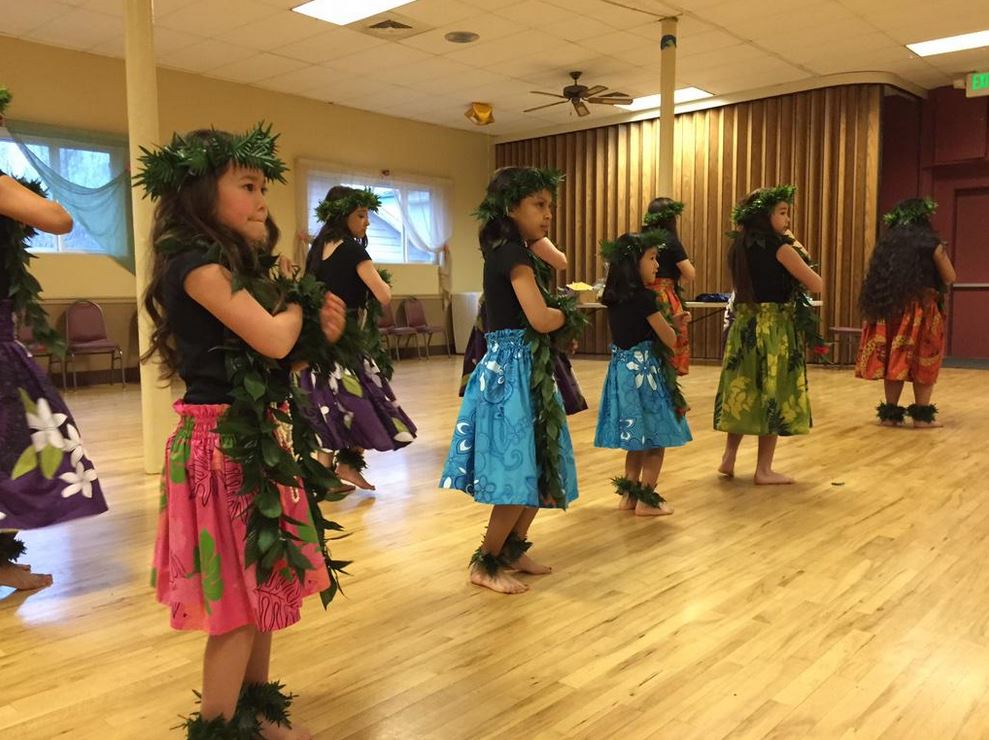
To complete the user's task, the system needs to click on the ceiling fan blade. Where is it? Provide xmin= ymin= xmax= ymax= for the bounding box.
xmin=583 ymin=84 xmax=607 ymax=97
xmin=587 ymin=95 xmax=635 ymax=105
xmin=574 ymin=100 xmax=591 ymax=117
xmin=524 ymin=100 xmax=569 ymax=113
xmin=530 ymin=91 xmax=568 ymax=99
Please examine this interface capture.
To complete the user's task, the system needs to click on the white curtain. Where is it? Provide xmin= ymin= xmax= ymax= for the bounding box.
xmin=394 ymin=179 xmax=453 ymax=307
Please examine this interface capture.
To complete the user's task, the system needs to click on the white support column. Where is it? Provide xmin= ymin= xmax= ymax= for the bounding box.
xmin=658 ymin=17 xmax=678 ymax=195
xmin=124 ymin=0 xmax=173 ymax=473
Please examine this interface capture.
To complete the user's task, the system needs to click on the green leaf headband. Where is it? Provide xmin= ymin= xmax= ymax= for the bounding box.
xmin=314 ymin=187 xmax=382 ymax=223
xmin=473 ymin=167 xmax=564 ymax=223
xmin=883 ymin=198 xmax=937 ymax=227
xmin=134 ymin=121 xmax=288 ymax=201
xmin=731 ymin=185 xmax=796 ymax=225
xmin=0 ymin=86 xmax=12 ymax=117
xmin=642 ymin=200 xmax=684 ymax=228
xmin=599 ymin=229 xmax=670 ymax=263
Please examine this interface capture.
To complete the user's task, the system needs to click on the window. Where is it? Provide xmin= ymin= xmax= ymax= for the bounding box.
xmin=0 ymin=127 xmax=128 ymax=255
xmin=304 ymin=167 xmax=449 ymax=265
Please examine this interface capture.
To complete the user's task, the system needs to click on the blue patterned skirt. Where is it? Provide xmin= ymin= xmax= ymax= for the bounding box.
xmin=594 ymin=341 xmax=693 ymax=450
xmin=439 ymin=329 xmax=578 ymax=508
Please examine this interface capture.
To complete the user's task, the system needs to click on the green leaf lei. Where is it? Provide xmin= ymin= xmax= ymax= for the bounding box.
xmin=731 ymin=185 xmax=796 ymax=225
xmin=472 ymin=168 xmax=564 ymax=223
xmin=0 ymin=85 xmax=12 ymax=116
xmin=650 ymin=295 xmax=690 ymax=417
xmin=642 ymin=200 xmax=684 ymax=228
xmin=883 ymin=197 xmax=937 ymax=227
xmin=525 ymin=251 xmax=588 ymax=508
xmin=314 ymin=187 xmax=382 ymax=224
xmin=0 ymin=176 xmax=67 ymax=357
xmin=361 ymin=267 xmax=394 ymax=382
xmin=600 ymin=228 xmax=670 ymax=264
xmin=134 ymin=122 xmax=288 ymax=201
xmin=790 ymin=245 xmax=830 ymax=360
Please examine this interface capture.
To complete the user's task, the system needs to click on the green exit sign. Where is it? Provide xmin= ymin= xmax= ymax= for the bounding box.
xmin=967 ymin=71 xmax=989 ymax=97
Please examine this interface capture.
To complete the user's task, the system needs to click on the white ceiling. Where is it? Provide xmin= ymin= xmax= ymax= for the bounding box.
xmin=1 ymin=0 xmax=986 ymax=136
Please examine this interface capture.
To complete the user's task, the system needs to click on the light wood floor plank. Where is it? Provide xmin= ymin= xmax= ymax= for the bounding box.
xmin=2 ymin=358 xmax=987 ymax=739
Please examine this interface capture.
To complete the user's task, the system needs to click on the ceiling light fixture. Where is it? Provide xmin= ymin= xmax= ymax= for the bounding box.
xmin=616 ymin=86 xmax=713 ymax=112
xmin=292 ymin=0 xmax=414 ymax=26
xmin=907 ymin=29 xmax=989 ymax=57
xmin=465 ymin=102 xmax=495 ymax=126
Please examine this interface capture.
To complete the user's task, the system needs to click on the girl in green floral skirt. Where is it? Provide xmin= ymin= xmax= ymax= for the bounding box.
xmin=714 ymin=187 xmax=823 ymax=484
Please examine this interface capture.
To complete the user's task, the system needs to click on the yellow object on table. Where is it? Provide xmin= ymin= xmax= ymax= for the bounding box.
xmin=567 ymin=282 xmax=597 ymax=304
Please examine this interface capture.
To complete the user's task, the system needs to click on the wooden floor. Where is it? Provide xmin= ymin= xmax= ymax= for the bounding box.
xmin=2 ymin=357 xmax=989 ymax=739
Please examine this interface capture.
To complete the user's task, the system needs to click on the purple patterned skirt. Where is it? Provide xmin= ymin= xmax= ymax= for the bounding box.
xmin=296 ymin=354 xmax=417 ymax=452
xmin=459 ymin=325 xmax=588 ymax=415
xmin=0 ymin=300 xmax=107 ymax=531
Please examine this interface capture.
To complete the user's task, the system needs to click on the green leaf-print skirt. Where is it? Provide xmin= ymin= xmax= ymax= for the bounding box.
xmin=714 ymin=302 xmax=811 ymax=437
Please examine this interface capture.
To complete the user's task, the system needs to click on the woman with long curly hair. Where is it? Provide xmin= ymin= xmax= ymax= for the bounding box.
xmin=855 ymin=198 xmax=956 ymax=427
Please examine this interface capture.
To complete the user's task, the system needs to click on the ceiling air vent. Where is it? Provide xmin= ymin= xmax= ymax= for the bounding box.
xmin=355 ymin=11 xmax=431 ymax=40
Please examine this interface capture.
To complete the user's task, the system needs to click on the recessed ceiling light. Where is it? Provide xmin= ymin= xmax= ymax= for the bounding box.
xmin=292 ymin=0 xmax=414 ymax=26
xmin=445 ymin=31 xmax=480 ymax=43
xmin=617 ymin=87 xmax=713 ymax=112
xmin=907 ymin=29 xmax=989 ymax=57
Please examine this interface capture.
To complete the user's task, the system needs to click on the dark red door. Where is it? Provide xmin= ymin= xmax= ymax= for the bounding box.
xmin=949 ymin=187 xmax=989 ymax=359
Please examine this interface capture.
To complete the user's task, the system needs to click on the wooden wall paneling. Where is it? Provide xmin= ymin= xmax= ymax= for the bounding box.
xmin=496 ymin=84 xmax=882 ymax=355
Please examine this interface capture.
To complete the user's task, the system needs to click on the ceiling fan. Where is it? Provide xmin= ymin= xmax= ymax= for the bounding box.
xmin=524 ymin=71 xmax=634 ymax=117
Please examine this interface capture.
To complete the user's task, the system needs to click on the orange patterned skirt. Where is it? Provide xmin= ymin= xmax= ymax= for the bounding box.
xmin=649 ymin=278 xmax=690 ymax=376
xmin=855 ymin=290 xmax=944 ymax=385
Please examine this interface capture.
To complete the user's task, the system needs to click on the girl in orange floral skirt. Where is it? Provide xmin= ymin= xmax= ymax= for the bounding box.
xmin=642 ymin=197 xmax=695 ymax=375
xmin=856 ymin=198 xmax=956 ymax=428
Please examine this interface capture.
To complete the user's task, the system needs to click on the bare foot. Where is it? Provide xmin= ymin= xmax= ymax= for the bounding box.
xmin=618 ymin=493 xmax=636 ymax=510
xmin=912 ymin=420 xmax=943 ymax=429
xmin=469 ymin=564 xmax=528 ymax=594
xmin=754 ymin=470 xmax=795 ymax=485
xmin=259 ymin=717 xmax=312 ymax=740
xmin=507 ymin=553 xmax=552 ymax=575
xmin=0 ymin=563 xmax=52 ymax=590
xmin=335 ymin=462 xmax=375 ymax=491
xmin=328 ymin=482 xmax=356 ymax=495
xmin=717 ymin=459 xmax=735 ymax=479
xmin=879 ymin=420 xmax=902 ymax=427
xmin=635 ymin=500 xmax=674 ymax=517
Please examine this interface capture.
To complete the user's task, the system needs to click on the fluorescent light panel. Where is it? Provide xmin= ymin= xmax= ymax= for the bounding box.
xmin=906 ymin=29 xmax=989 ymax=57
xmin=292 ymin=0 xmax=415 ymax=26
xmin=617 ymin=87 xmax=713 ymax=112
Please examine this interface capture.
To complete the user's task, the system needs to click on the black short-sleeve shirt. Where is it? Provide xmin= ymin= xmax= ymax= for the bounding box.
xmin=747 ymin=243 xmax=797 ymax=303
xmin=607 ymin=288 xmax=660 ymax=349
xmin=163 ymin=250 xmax=233 ymax=404
xmin=309 ymin=237 xmax=372 ymax=311
xmin=658 ymin=237 xmax=689 ymax=279
xmin=483 ymin=240 xmax=533 ymax=331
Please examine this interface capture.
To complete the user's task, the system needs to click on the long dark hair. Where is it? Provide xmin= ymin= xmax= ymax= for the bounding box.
xmin=141 ymin=129 xmax=281 ymax=378
xmin=305 ymin=185 xmax=368 ymax=273
xmin=726 ymin=189 xmax=786 ymax=303
xmin=859 ymin=200 xmax=941 ymax=320
xmin=478 ymin=166 xmax=528 ymax=258
xmin=602 ymin=233 xmax=651 ymax=307
xmin=642 ymin=196 xmax=680 ymax=239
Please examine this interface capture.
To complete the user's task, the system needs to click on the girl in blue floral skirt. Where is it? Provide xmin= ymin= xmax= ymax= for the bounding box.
xmin=594 ymin=232 xmax=692 ymax=516
xmin=439 ymin=167 xmax=583 ymax=595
